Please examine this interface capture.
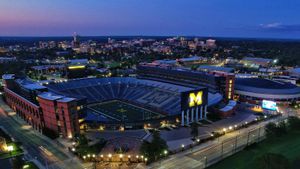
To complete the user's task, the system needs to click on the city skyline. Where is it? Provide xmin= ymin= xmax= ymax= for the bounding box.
xmin=0 ymin=0 xmax=300 ymax=39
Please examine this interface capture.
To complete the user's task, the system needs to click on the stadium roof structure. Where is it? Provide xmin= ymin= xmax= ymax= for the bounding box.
xmin=15 ymin=78 xmax=47 ymax=91
xmin=242 ymin=57 xmax=273 ymax=63
xmin=198 ymin=65 xmax=234 ymax=73
xmin=38 ymin=92 xmax=76 ymax=102
xmin=46 ymin=77 xmax=221 ymax=116
xmin=235 ymin=78 xmax=300 ymax=100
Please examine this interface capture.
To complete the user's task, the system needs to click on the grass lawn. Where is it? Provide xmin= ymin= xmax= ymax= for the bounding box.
xmin=89 ymin=100 xmax=162 ymax=121
xmin=23 ymin=162 xmax=39 ymax=169
xmin=0 ymin=142 xmax=23 ymax=159
xmin=208 ymin=131 xmax=300 ymax=169
xmin=76 ymin=139 xmax=107 ymax=156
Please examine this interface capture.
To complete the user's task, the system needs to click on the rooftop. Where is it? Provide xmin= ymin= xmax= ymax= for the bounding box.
xmin=15 ymin=78 xmax=47 ymax=91
xmin=2 ymin=74 xmax=15 ymax=80
xmin=31 ymin=65 xmax=65 ymax=70
xmin=242 ymin=57 xmax=272 ymax=63
xmin=198 ymin=65 xmax=234 ymax=73
xmin=23 ymin=83 xmax=47 ymax=90
xmin=235 ymin=78 xmax=300 ymax=95
xmin=38 ymin=92 xmax=64 ymax=101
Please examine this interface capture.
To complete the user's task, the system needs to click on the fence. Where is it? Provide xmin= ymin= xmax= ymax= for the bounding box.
xmin=187 ymin=117 xmax=286 ymax=169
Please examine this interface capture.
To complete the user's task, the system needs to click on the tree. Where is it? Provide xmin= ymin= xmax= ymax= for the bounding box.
xmin=277 ymin=121 xmax=287 ymax=134
xmin=287 ymin=116 xmax=300 ymax=131
xmin=257 ymin=153 xmax=291 ymax=169
xmin=190 ymin=122 xmax=199 ymax=139
xmin=265 ymin=122 xmax=286 ymax=138
xmin=140 ymin=130 xmax=168 ymax=162
xmin=265 ymin=122 xmax=277 ymax=138
xmin=140 ymin=141 xmax=151 ymax=158
xmin=151 ymin=130 xmax=168 ymax=161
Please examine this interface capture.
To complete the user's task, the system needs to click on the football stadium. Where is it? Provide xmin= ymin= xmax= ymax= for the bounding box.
xmin=2 ymin=63 xmax=230 ymax=137
xmin=46 ymin=77 xmax=220 ymax=129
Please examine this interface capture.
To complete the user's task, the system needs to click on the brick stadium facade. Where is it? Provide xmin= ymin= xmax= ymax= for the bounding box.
xmin=2 ymin=74 xmax=79 ymax=138
xmin=4 ymin=87 xmax=43 ymax=132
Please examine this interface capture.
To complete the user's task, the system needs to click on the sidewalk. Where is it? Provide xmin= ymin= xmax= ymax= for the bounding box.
xmin=0 ymin=98 xmax=84 ymax=169
xmin=148 ymin=115 xmax=284 ymax=169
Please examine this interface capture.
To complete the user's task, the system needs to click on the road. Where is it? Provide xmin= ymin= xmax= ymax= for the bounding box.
xmin=148 ymin=115 xmax=285 ymax=169
xmin=0 ymin=97 xmax=84 ymax=169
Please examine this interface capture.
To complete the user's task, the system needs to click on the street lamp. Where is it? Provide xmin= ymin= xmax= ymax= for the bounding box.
xmin=196 ymin=139 xmax=200 ymax=143
xmin=108 ymin=154 xmax=112 ymax=162
xmin=119 ymin=154 xmax=123 ymax=162
xmin=71 ymin=148 xmax=76 ymax=152
xmin=128 ymin=155 xmax=131 ymax=162
xmin=164 ymin=150 xmax=168 ymax=155
xmin=7 ymin=145 xmax=14 ymax=155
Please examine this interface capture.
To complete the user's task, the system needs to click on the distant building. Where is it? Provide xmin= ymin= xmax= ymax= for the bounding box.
xmin=289 ymin=68 xmax=300 ymax=78
xmin=154 ymin=56 xmax=206 ymax=65
xmin=235 ymin=78 xmax=300 ymax=104
xmin=206 ymin=39 xmax=216 ymax=48
xmin=241 ymin=57 xmax=273 ymax=67
xmin=72 ymin=32 xmax=80 ymax=48
xmin=0 ymin=57 xmax=17 ymax=63
xmin=66 ymin=59 xmax=89 ymax=79
xmin=198 ymin=65 xmax=234 ymax=73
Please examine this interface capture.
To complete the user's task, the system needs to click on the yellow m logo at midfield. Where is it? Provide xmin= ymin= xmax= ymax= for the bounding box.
xmin=189 ymin=91 xmax=203 ymax=107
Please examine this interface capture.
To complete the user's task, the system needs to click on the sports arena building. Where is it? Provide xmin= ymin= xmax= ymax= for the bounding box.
xmin=2 ymin=62 xmax=235 ymax=137
xmin=234 ymin=78 xmax=300 ymax=104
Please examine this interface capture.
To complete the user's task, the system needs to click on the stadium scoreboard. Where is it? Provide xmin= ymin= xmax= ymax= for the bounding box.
xmin=181 ymin=88 xmax=208 ymax=110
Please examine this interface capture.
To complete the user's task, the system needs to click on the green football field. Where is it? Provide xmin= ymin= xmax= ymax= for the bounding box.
xmin=88 ymin=100 xmax=163 ymax=122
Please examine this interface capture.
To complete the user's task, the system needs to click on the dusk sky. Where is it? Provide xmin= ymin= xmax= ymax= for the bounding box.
xmin=0 ymin=0 xmax=300 ymax=39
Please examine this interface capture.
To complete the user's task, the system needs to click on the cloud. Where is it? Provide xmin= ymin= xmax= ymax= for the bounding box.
xmin=259 ymin=23 xmax=300 ymax=32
